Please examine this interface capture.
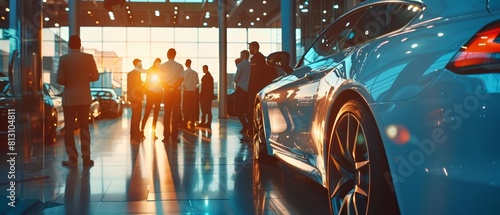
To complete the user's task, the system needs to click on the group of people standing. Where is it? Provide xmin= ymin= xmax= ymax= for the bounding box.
xmin=127 ymin=48 xmax=214 ymax=143
xmin=234 ymin=41 xmax=279 ymax=143
xmin=55 ymin=35 xmax=270 ymax=169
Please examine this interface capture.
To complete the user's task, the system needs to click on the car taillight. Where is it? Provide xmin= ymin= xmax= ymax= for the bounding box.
xmin=446 ymin=22 xmax=500 ymax=74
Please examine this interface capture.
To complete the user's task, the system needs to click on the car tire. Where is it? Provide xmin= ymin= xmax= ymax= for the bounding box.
xmin=44 ymin=109 xmax=57 ymax=145
xmin=327 ymin=100 xmax=399 ymax=215
xmin=252 ymin=102 xmax=278 ymax=164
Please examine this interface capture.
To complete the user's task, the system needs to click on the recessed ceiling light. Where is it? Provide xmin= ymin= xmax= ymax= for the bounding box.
xmin=203 ymin=22 xmax=208 ymax=26
xmin=256 ymin=17 xmax=260 ymax=21
xmin=186 ymin=15 xmax=190 ymax=19
xmin=96 ymin=21 xmax=100 ymax=24
xmin=44 ymin=17 xmax=50 ymax=21
xmin=323 ymin=10 xmax=327 ymax=14
xmin=250 ymin=22 xmax=254 ymax=26
xmin=55 ymin=23 xmax=59 ymax=27
xmin=263 ymin=1 xmax=267 ymax=4
xmin=263 ymin=12 xmax=267 ymax=16
xmin=238 ymin=22 xmax=242 ymax=26
xmin=87 ymin=11 xmax=91 ymax=14
xmin=249 ymin=9 xmax=254 ymax=13
xmin=108 ymin=11 xmax=115 ymax=20
xmin=5 ymin=8 xmax=10 ymax=12
xmin=65 ymin=7 xmax=69 ymax=11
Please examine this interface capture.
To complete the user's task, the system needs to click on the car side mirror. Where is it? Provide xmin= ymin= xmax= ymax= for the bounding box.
xmin=267 ymin=51 xmax=293 ymax=74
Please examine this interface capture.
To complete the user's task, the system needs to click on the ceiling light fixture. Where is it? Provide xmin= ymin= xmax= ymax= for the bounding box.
xmin=108 ymin=11 xmax=115 ymax=20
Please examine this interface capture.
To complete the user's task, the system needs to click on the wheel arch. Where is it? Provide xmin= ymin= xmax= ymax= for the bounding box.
xmin=323 ymin=89 xmax=391 ymax=183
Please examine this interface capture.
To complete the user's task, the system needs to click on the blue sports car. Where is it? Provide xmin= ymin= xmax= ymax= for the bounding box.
xmin=253 ymin=0 xmax=500 ymax=214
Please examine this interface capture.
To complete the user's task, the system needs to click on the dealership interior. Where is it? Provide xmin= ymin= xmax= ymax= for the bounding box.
xmin=0 ymin=0 xmax=368 ymax=214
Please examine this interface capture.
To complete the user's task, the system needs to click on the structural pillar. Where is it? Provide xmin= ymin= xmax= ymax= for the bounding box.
xmin=281 ymin=0 xmax=296 ymax=66
xmin=69 ymin=0 xmax=80 ymax=36
xmin=218 ymin=0 xmax=227 ymax=118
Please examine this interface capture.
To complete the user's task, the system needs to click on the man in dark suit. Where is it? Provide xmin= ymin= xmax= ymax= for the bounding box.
xmin=247 ymin=41 xmax=277 ymax=137
xmin=57 ymin=35 xmax=99 ymax=168
xmin=127 ymin=59 xmax=145 ymax=142
xmin=199 ymin=65 xmax=214 ymax=128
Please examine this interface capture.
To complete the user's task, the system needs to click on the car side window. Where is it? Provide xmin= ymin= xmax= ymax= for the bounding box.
xmin=346 ymin=3 xmax=422 ymax=46
xmin=299 ymin=8 xmax=366 ymax=67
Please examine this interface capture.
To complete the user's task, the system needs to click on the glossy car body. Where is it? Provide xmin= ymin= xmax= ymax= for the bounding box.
xmin=253 ymin=0 xmax=500 ymax=214
xmin=91 ymin=88 xmax=124 ymax=118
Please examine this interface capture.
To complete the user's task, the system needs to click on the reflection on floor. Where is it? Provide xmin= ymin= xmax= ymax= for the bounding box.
xmin=7 ymin=107 xmax=330 ymax=214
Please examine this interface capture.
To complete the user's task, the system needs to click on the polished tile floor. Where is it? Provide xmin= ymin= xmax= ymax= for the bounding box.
xmin=4 ymin=107 xmax=330 ymax=215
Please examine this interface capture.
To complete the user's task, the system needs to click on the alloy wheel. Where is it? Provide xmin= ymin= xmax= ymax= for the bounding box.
xmin=329 ymin=111 xmax=371 ymax=214
xmin=253 ymin=102 xmax=265 ymax=160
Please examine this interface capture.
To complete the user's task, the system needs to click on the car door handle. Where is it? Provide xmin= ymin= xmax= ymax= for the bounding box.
xmin=305 ymin=73 xmax=315 ymax=81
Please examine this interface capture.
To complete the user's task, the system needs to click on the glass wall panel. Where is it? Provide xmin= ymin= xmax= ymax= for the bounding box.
xmin=83 ymin=41 xmax=105 ymax=53
xmin=151 ymin=42 xmax=175 ymax=59
xmin=198 ymin=43 xmax=218 ymax=58
xmin=103 ymin=42 xmax=127 ymax=58
xmin=103 ymin=27 xmax=127 ymax=41
xmin=198 ymin=28 xmax=218 ymax=42
xmin=126 ymin=42 xmax=151 ymax=58
xmin=81 ymin=27 xmax=103 ymax=41
xmin=127 ymin=27 xmax=151 ymax=41
xmin=248 ymin=28 xmax=274 ymax=43
xmin=227 ymin=28 xmax=247 ymax=43
xmin=174 ymin=28 xmax=198 ymax=42
xmin=151 ymin=28 xmax=174 ymax=42
xmin=174 ymin=42 xmax=199 ymax=58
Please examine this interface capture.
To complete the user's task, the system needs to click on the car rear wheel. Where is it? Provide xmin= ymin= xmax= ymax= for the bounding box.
xmin=327 ymin=100 xmax=398 ymax=215
xmin=253 ymin=102 xmax=277 ymax=163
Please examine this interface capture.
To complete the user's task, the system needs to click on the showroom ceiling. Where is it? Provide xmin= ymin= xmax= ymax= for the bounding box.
xmin=42 ymin=0 xmax=283 ymax=28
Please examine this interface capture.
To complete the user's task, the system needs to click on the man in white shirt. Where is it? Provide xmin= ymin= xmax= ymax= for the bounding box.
xmin=182 ymin=59 xmax=199 ymax=129
xmin=159 ymin=48 xmax=184 ymax=143
xmin=234 ymin=50 xmax=251 ymax=142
